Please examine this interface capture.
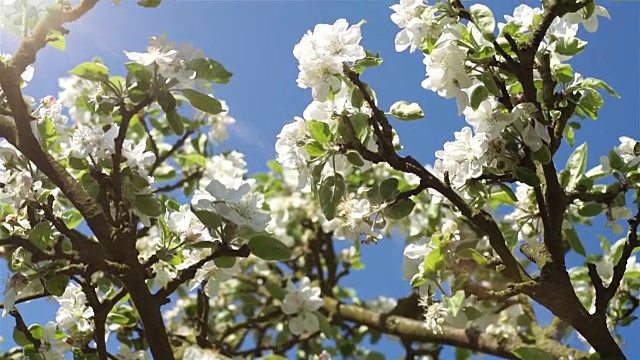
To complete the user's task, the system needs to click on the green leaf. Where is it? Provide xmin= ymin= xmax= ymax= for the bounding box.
xmin=179 ymin=89 xmax=223 ymax=115
xmin=533 ymin=145 xmax=551 ymax=165
xmin=214 ymin=256 xmax=236 ymax=268
xmin=423 ymin=247 xmax=445 ymax=274
xmin=470 ymin=85 xmax=489 ymax=110
xmin=68 ymin=157 xmax=88 ymax=171
xmin=512 ymin=346 xmax=553 ymax=360
xmin=351 ymin=87 xmax=364 ymax=108
xmin=346 ymin=151 xmax=365 ymax=167
xmin=137 ymin=0 xmax=161 ymax=7
xmin=581 ymin=77 xmax=620 ymax=98
xmin=514 ymin=166 xmax=540 ymax=187
xmin=456 ymin=347 xmax=472 ymax=360
xmin=166 ymin=109 xmax=185 ymax=136
xmin=410 ymin=273 xmax=427 ymax=288
xmin=135 ymin=195 xmax=163 ymax=217
xmin=305 ymin=141 xmax=326 ymax=158
xmin=470 ymin=4 xmax=496 ymax=39
xmin=608 ymin=150 xmax=625 ymax=170
xmin=42 ymin=274 xmax=70 ymax=297
xmin=578 ymin=202 xmax=603 ymax=217
xmin=566 ymin=142 xmax=587 ymax=190
xmin=564 ymin=125 xmax=575 ymax=147
xmin=379 ymin=178 xmax=399 ymax=201
xmin=157 ymin=90 xmax=177 ymax=113
xmin=28 ymin=324 xmax=44 ymax=340
xmin=457 ymin=248 xmax=488 ymax=265
xmin=28 ymin=222 xmax=53 ymax=250
xmin=554 ymin=36 xmax=587 ymax=56
xmin=564 ymin=226 xmax=586 ymax=257
xmin=497 ymin=183 xmax=518 ymax=204
xmin=364 ymin=352 xmax=385 ymax=360
xmin=191 ymin=208 xmax=222 ymax=229
xmin=316 ymin=313 xmax=337 ymax=339
xmin=452 ymin=274 xmax=470 ymax=293
xmin=47 ymin=29 xmax=66 ymax=51
xmin=353 ymin=52 xmax=383 ymax=73
xmin=479 ymin=72 xmax=501 ymax=97
xmin=319 ymin=174 xmax=346 ymax=221
xmin=384 ymin=198 xmax=415 ymax=220
xmin=108 ymin=313 xmax=131 ymax=325
xmin=69 ymin=62 xmax=109 ymax=82
xmin=445 ymin=290 xmax=465 ymax=317
xmin=188 ymin=58 xmax=233 ymax=84
xmin=265 ymin=281 xmax=286 ymax=301
xmin=553 ymin=63 xmax=573 ymax=83
xmin=125 ymin=62 xmax=153 ymax=82
xmin=462 ymin=306 xmax=482 ymax=321
xmin=389 ymin=100 xmax=424 ymax=121
xmin=307 ymin=120 xmax=331 ymax=145
xmin=179 ymin=153 xmax=208 ymax=168
xmin=248 ymin=235 xmax=291 ymax=261
xmin=13 ymin=327 xmax=30 ymax=346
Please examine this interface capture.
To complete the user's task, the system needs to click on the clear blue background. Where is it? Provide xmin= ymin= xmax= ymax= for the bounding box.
xmin=0 ymin=0 xmax=638 ymax=358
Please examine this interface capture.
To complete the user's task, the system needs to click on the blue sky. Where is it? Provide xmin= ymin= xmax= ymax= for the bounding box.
xmin=0 ymin=0 xmax=639 ymax=358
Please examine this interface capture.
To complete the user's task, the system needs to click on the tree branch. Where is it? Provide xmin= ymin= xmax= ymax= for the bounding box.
xmin=323 ymin=297 xmax=580 ymax=359
xmin=154 ymin=244 xmax=251 ymax=300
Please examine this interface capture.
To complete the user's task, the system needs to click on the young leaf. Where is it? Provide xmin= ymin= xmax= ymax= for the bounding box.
xmin=166 ymin=109 xmax=185 ymax=136
xmin=69 ymin=62 xmax=109 ymax=82
xmin=316 ymin=313 xmax=337 ymax=339
xmin=248 ymin=235 xmax=291 ymax=261
xmin=307 ymin=120 xmax=331 ymax=144
xmin=566 ymin=142 xmax=588 ymax=190
xmin=445 ymin=290 xmax=465 ymax=317
xmin=563 ymin=226 xmax=586 ymax=257
xmin=514 ymin=166 xmax=540 ymax=187
xmin=214 ymin=256 xmax=236 ymax=268
xmin=389 ymin=100 xmax=424 ymax=121
xmin=137 ymin=0 xmax=161 ymax=7
xmin=42 ymin=274 xmax=70 ymax=297
xmin=319 ymin=174 xmax=346 ymax=220
xmin=608 ymin=150 xmax=625 ymax=170
xmin=135 ymin=195 xmax=163 ymax=217
xmin=28 ymin=222 xmax=53 ymax=250
xmin=379 ymin=177 xmax=399 ymax=201
xmin=578 ymin=202 xmax=603 ymax=217
xmin=157 ymin=90 xmax=177 ymax=113
xmin=470 ymin=4 xmax=496 ymax=39
xmin=12 ymin=327 xmax=30 ymax=346
xmin=470 ymin=85 xmax=489 ymax=110
xmin=191 ymin=208 xmax=222 ymax=229
xmin=384 ymin=198 xmax=415 ymax=220
xmin=188 ymin=58 xmax=233 ymax=84
xmin=179 ymin=89 xmax=224 ymax=115
xmin=346 ymin=151 xmax=365 ymax=167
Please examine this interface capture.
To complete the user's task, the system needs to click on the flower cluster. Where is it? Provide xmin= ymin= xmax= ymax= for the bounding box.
xmin=293 ymin=19 xmax=366 ymax=101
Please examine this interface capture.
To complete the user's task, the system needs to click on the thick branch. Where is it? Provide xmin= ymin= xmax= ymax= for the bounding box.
xmin=323 ymin=297 xmax=580 ymax=359
xmin=10 ymin=0 xmax=100 ymax=72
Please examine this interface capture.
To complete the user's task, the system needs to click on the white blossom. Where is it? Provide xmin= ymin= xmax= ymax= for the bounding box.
xmin=281 ymin=277 xmax=324 ymax=336
xmin=55 ymin=283 xmax=95 ymax=334
xmin=293 ymin=19 xmax=366 ymax=101
xmin=421 ymin=39 xmax=472 ymax=115
xmin=166 ymin=205 xmax=214 ymax=243
xmin=189 ymin=260 xmax=240 ymax=297
xmin=432 ymin=127 xmax=488 ymax=188
xmin=192 ymin=179 xmax=270 ymax=232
